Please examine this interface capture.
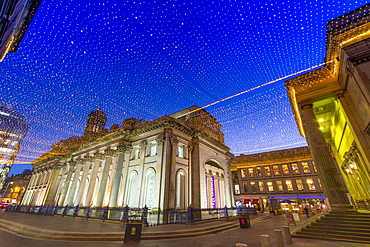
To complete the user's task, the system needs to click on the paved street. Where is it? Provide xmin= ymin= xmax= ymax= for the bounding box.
xmin=0 ymin=211 xmax=369 ymax=247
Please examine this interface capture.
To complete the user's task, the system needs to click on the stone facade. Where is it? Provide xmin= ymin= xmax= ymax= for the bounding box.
xmin=22 ymin=106 xmax=234 ymax=210
xmin=285 ymin=4 xmax=370 ymax=211
xmin=231 ymin=147 xmax=325 ymax=213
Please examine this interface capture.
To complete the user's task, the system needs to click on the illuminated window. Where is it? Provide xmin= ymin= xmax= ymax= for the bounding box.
xmin=302 ymin=162 xmax=310 ymax=173
xmin=306 ymin=179 xmax=316 ymax=191
xmin=251 ymin=181 xmax=257 ymax=192
xmin=286 ymin=180 xmax=293 ymax=191
xmin=282 ymin=164 xmax=290 ymax=175
xmin=248 ymin=168 xmax=254 ymax=177
xmin=267 ymin=182 xmax=274 ymax=192
xmin=259 ymin=181 xmax=265 ymax=192
xmin=296 ymin=179 xmax=304 ymax=191
xmin=264 ymin=166 xmax=271 ymax=176
xmin=273 ymin=165 xmax=280 ymax=175
xmin=241 ymin=169 xmax=247 ymax=178
xmin=276 ymin=181 xmax=283 ymax=192
xmin=291 ymin=163 xmax=300 ymax=174
xmin=312 ymin=162 xmax=317 ymax=172
xmin=243 ymin=182 xmax=248 ymax=193
xmin=149 ymin=142 xmax=157 ymax=156
xmin=256 ymin=167 xmax=262 ymax=177
xmin=234 ymin=184 xmax=240 ymax=194
xmin=133 ymin=147 xmax=140 ymax=159
xmin=178 ymin=144 xmax=185 ymax=158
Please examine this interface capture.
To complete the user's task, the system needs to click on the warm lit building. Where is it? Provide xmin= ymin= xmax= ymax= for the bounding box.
xmin=0 ymin=102 xmax=30 ymax=191
xmin=231 ymin=147 xmax=326 ymax=213
xmin=1 ymin=169 xmax=31 ymax=205
xmin=0 ymin=0 xmax=42 ymax=61
xmin=22 ymin=106 xmax=234 ymax=210
xmin=285 ymin=4 xmax=370 ymax=212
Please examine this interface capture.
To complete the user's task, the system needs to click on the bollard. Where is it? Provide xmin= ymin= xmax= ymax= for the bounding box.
xmin=282 ymin=226 xmax=292 ymax=244
xmin=260 ymin=234 xmax=270 ymax=247
xmin=236 ymin=243 xmax=248 ymax=247
xmin=274 ymin=229 xmax=285 ymax=247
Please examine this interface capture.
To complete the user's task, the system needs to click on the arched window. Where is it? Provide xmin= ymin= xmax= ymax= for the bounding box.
xmin=144 ymin=169 xmax=155 ymax=208
xmin=176 ymin=170 xmax=186 ymax=209
xmin=127 ymin=172 xmax=139 ymax=207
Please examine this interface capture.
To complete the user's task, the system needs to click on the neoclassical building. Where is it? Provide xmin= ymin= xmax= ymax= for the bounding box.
xmin=22 ymin=106 xmax=234 ymax=210
xmin=285 ymin=4 xmax=370 ymax=211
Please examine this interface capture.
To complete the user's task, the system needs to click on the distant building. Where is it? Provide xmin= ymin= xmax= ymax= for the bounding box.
xmin=0 ymin=0 xmax=42 ymax=61
xmin=285 ymin=4 xmax=370 ymax=212
xmin=0 ymin=102 xmax=30 ymax=190
xmin=1 ymin=169 xmax=32 ymax=205
xmin=22 ymin=106 xmax=234 ymax=210
xmin=231 ymin=147 xmax=326 ymax=213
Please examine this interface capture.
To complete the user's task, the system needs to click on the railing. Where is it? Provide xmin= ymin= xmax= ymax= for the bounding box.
xmin=5 ymin=205 xmax=256 ymax=225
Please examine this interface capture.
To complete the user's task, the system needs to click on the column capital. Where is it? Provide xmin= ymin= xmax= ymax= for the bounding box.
xmin=104 ymin=148 xmax=116 ymax=157
xmin=170 ymin=137 xmax=179 ymax=146
xmin=85 ymin=156 xmax=95 ymax=162
xmin=140 ymin=141 xmax=148 ymax=149
xmin=117 ymin=144 xmax=132 ymax=153
xmin=299 ymin=99 xmax=313 ymax=110
xmin=69 ymin=161 xmax=77 ymax=167
xmin=156 ymin=137 xmax=165 ymax=146
xmin=94 ymin=152 xmax=105 ymax=159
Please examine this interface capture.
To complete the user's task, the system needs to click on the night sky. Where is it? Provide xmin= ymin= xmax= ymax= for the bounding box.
xmin=1 ymin=0 xmax=367 ymax=175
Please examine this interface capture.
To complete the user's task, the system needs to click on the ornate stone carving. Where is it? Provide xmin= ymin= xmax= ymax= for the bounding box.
xmin=156 ymin=137 xmax=165 ymax=146
xmin=170 ymin=137 xmax=179 ymax=146
xmin=94 ymin=152 xmax=105 ymax=159
xmin=104 ymin=148 xmax=116 ymax=156
xmin=69 ymin=161 xmax=77 ymax=166
xmin=140 ymin=141 xmax=148 ymax=149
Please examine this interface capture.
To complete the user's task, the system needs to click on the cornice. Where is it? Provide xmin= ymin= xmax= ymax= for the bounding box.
xmin=231 ymin=146 xmax=312 ymax=170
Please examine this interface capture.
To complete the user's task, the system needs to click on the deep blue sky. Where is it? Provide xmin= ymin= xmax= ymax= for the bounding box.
xmin=1 ymin=0 xmax=367 ymax=175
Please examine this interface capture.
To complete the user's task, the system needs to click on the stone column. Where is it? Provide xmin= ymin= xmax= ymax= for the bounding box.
xmin=187 ymin=145 xmax=193 ymax=207
xmin=21 ymin=172 xmax=37 ymax=205
xmin=300 ymin=101 xmax=351 ymax=211
xmin=58 ymin=161 xmax=76 ymax=206
xmin=96 ymin=149 xmax=115 ymax=207
xmin=138 ymin=141 xmax=148 ymax=207
xmin=65 ymin=159 xmax=83 ymax=206
xmin=85 ymin=153 xmax=104 ymax=206
xmin=74 ymin=156 xmax=93 ymax=206
xmin=168 ymin=137 xmax=178 ymax=209
xmin=109 ymin=144 xmax=128 ymax=207
xmin=44 ymin=165 xmax=63 ymax=205
xmin=120 ymin=145 xmax=133 ymax=206
xmin=191 ymin=134 xmax=201 ymax=209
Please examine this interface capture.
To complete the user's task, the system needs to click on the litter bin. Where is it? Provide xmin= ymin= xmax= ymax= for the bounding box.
xmin=124 ymin=221 xmax=143 ymax=243
xmin=239 ymin=214 xmax=251 ymax=228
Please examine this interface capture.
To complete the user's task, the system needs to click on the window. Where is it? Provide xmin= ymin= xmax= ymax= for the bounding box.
xmin=251 ymin=182 xmax=257 ymax=192
xmin=306 ymin=179 xmax=316 ymax=191
xmin=256 ymin=167 xmax=262 ymax=177
xmin=241 ymin=169 xmax=247 ymax=178
xmin=267 ymin=182 xmax=274 ymax=192
xmin=259 ymin=181 xmax=265 ymax=192
xmin=291 ymin=163 xmax=300 ymax=174
xmin=276 ymin=181 xmax=283 ymax=192
xmin=248 ymin=168 xmax=254 ymax=177
xmin=286 ymin=180 xmax=293 ymax=192
xmin=234 ymin=184 xmax=240 ymax=194
xmin=317 ymin=178 xmax=322 ymax=190
xmin=176 ymin=171 xmax=185 ymax=208
xmin=296 ymin=179 xmax=304 ymax=191
xmin=149 ymin=142 xmax=157 ymax=156
xmin=273 ymin=165 xmax=280 ymax=175
xmin=282 ymin=164 xmax=290 ymax=175
xmin=301 ymin=162 xmax=310 ymax=173
xmin=133 ymin=147 xmax=140 ymax=159
xmin=178 ymin=144 xmax=185 ymax=158
xmin=243 ymin=182 xmax=248 ymax=193
xmin=264 ymin=166 xmax=271 ymax=176
xmin=312 ymin=161 xmax=317 ymax=172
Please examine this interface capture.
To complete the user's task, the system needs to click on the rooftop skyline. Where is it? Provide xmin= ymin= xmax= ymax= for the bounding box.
xmin=1 ymin=0 xmax=367 ymax=175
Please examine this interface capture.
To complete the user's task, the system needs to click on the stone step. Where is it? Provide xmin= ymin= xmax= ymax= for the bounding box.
xmin=311 ymin=221 xmax=370 ymax=229
xmin=302 ymin=226 xmax=370 ymax=237
xmin=293 ymin=232 xmax=370 ymax=244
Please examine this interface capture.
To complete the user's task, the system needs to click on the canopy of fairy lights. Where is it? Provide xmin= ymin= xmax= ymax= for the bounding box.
xmin=1 ymin=0 xmax=368 ymax=175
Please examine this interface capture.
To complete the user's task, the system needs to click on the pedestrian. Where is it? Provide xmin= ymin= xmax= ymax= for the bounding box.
xmin=304 ymin=206 xmax=309 ymax=217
